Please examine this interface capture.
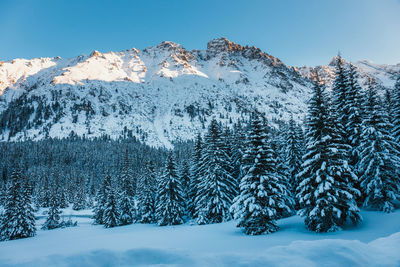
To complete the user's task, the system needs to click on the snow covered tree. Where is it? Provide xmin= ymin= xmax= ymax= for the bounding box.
xmin=92 ymin=173 xmax=111 ymax=225
xmin=0 ymin=168 xmax=36 ymax=241
xmin=194 ymin=119 xmax=237 ymax=224
xmin=118 ymin=149 xmax=136 ymax=225
xmin=296 ymin=76 xmax=361 ymax=233
xmin=231 ymin=113 xmax=292 ymax=235
xmin=331 ymin=55 xmax=349 ymax=143
xmin=103 ymin=175 xmax=119 ymax=228
xmin=187 ymin=133 xmax=202 ymax=217
xmin=138 ymin=161 xmax=156 ymax=224
xmin=72 ymin=175 xmax=86 ymax=210
xmin=285 ymin=116 xmax=304 ymax=204
xmin=179 ymin=160 xmax=191 ymax=212
xmin=345 ymin=64 xmax=364 ymax=173
xmin=156 ymin=153 xmax=184 ymax=226
xmin=392 ymin=76 xmax=400 ymax=143
xmin=358 ymin=78 xmax=400 ymax=212
xmin=42 ymin=189 xmax=62 ymax=230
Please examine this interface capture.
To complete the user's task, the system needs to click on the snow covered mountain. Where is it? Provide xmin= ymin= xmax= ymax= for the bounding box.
xmin=0 ymin=38 xmax=398 ymax=147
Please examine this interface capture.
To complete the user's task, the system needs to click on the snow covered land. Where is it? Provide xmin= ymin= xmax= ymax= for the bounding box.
xmin=0 ymin=209 xmax=399 ymax=267
xmin=1 ymin=39 xmax=400 ymax=267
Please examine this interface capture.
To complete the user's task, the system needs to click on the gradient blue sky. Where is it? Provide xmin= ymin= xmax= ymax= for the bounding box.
xmin=1 ymin=0 xmax=400 ymax=66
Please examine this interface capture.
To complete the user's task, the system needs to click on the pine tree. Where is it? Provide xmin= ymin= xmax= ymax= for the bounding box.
xmin=345 ymin=64 xmax=364 ymax=174
xmin=392 ymin=76 xmax=400 ymax=143
xmin=332 ymin=55 xmax=349 ymax=142
xmin=42 ymin=189 xmax=62 ymax=230
xmin=92 ymin=173 xmax=111 ymax=225
xmin=72 ymin=176 xmax=86 ymax=210
xmin=194 ymin=119 xmax=237 ymax=224
xmin=0 ymin=168 xmax=36 ymax=241
xmin=296 ymin=76 xmax=361 ymax=233
xmin=285 ymin=116 xmax=303 ymax=205
xmin=187 ymin=133 xmax=202 ymax=217
xmin=231 ymin=113 xmax=292 ymax=235
xmin=156 ymin=153 xmax=184 ymax=226
xmin=118 ymin=149 xmax=136 ymax=225
xmin=138 ymin=161 xmax=156 ymax=224
xmin=179 ymin=160 xmax=191 ymax=213
xmin=358 ymin=78 xmax=400 ymax=212
xmin=103 ymin=175 xmax=119 ymax=228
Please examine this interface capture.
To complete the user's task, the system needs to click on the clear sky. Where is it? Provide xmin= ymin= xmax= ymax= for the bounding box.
xmin=1 ymin=0 xmax=400 ymax=66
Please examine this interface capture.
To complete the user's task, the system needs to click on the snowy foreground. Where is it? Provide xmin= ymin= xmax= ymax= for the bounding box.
xmin=0 ymin=210 xmax=400 ymax=267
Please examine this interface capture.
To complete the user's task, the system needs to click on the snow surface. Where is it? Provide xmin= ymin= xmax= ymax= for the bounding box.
xmin=0 ymin=210 xmax=399 ymax=266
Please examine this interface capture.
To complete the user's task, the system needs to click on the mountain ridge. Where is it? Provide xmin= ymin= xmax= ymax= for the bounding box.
xmin=0 ymin=38 xmax=398 ymax=147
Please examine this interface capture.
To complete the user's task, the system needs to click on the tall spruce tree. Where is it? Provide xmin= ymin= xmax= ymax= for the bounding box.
xmin=285 ymin=116 xmax=304 ymax=205
xmin=358 ymin=78 xmax=400 ymax=212
xmin=345 ymin=64 xmax=364 ymax=172
xmin=118 ymin=149 xmax=136 ymax=225
xmin=194 ymin=119 xmax=237 ymax=224
xmin=0 ymin=168 xmax=36 ymax=241
xmin=156 ymin=153 xmax=184 ymax=226
xmin=42 ymin=189 xmax=62 ymax=230
xmin=102 ymin=174 xmax=119 ymax=228
xmin=92 ymin=173 xmax=111 ymax=225
xmin=138 ymin=161 xmax=156 ymax=224
xmin=231 ymin=113 xmax=292 ymax=235
xmin=392 ymin=76 xmax=400 ymax=143
xmin=296 ymin=76 xmax=361 ymax=233
xmin=187 ymin=133 xmax=202 ymax=217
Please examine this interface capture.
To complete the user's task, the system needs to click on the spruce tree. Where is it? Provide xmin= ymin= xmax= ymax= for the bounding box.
xmin=231 ymin=113 xmax=292 ymax=235
xmin=358 ymin=78 xmax=400 ymax=212
xmin=103 ymin=175 xmax=119 ymax=228
xmin=297 ymin=76 xmax=361 ymax=233
xmin=285 ymin=116 xmax=303 ymax=205
xmin=345 ymin=64 xmax=364 ymax=173
xmin=118 ymin=149 xmax=136 ymax=225
xmin=392 ymin=76 xmax=400 ymax=143
xmin=92 ymin=173 xmax=111 ymax=225
xmin=72 ymin=176 xmax=86 ymax=210
xmin=138 ymin=160 xmax=156 ymax=224
xmin=156 ymin=153 xmax=184 ymax=226
xmin=42 ymin=189 xmax=62 ymax=230
xmin=187 ymin=133 xmax=202 ymax=217
xmin=194 ymin=119 xmax=237 ymax=224
xmin=0 ymin=168 xmax=36 ymax=241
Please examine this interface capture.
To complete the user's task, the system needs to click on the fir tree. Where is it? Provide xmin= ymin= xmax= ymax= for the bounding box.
xmin=42 ymin=189 xmax=62 ymax=230
xmin=72 ymin=176 xmax=86 ymax=210
xmin=0 ymin=168 xmax=36 ymax=241
xmin=194 ymin=119 xmax=237 ymax=224
xmin=296 ymin=76 xmax=361 ymax=233
xmin=392 ymin=76 xmax=400 ymax=143
xmin=231 ymin=113 xmax=292 ymax=235
xmin=285 ymin=116 xmax=303 ymax=205
xmin=358 ymin=78 xmax=400 ymax=212
xmin=103 ymin=176 xmax=119 ymax=228
xmin=138 ymin=160 xmax=156 ymax=224
xmin=118 ymin=149 xmax=136 ymax=225
xmin=156 ymin=153 xmax=184 ymax=226
xmin=345 ymin=64 xmax=364 ymax=173
xmin=187 ymin=133 xmax=202 ymax=217
xmin=179 ymin=160 xmax=191 ymax=212
xmin=92 ymin=173 xmax=111 ymax=225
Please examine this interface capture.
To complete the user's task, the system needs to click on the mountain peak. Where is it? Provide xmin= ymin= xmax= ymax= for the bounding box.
xmin=156 ymin=41 xmax=183 ymax=51
xmin=206 ymin=38 xmax=243 ymax=54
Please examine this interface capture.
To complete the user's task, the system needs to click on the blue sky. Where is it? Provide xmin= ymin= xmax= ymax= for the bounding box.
xmin=1 ymin=0 xmax=400 ymax=66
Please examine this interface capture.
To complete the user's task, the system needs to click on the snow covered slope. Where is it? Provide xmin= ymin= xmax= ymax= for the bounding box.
xmin=0 ymin=210 xmax=399 ymax=266
xmin=0 ymin=39 xmax=398 ymax=147
xmin=295 ymin=57 xmax=400 ymax=90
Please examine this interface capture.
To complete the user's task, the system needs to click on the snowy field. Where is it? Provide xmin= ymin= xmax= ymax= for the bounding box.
xmin=0 ymin=209 xmax=399 ymax=267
